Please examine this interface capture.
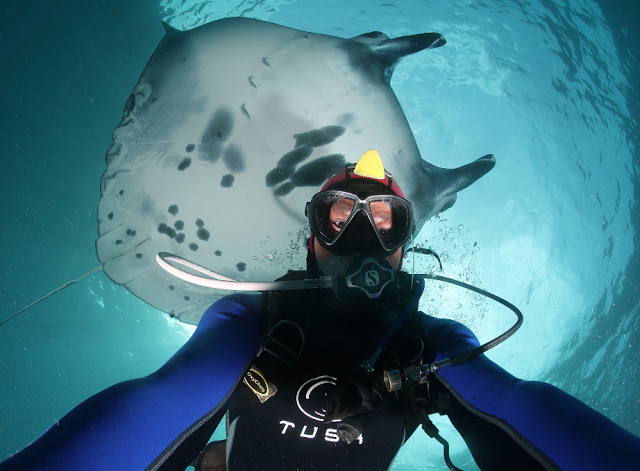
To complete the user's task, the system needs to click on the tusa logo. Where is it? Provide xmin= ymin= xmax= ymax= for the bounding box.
xmin=278 ymin=420 xmax=364 ymax=445
xmin=243 ymin=368 xmax=269 ymax=396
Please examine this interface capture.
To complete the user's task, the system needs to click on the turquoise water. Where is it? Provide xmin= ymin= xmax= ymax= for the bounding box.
xmin=1 ymin=0 xmax=638 ymax=469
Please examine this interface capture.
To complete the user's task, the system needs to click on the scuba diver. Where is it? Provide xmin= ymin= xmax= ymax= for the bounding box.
xmin=1 ymin=150 xmax=640 ymax=471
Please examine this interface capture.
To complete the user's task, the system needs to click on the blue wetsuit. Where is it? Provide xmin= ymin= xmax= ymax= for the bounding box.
xmin=1 ymin=290 xmax=639 ymax=470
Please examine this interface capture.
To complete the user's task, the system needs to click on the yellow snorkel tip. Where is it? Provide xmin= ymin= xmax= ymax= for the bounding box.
xmin=354 ymin=149 xmax=386 ymax=180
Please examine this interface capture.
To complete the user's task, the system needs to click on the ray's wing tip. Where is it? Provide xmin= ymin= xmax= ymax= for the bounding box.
xmin=481 ymin=153 xmax=496 ymax=162
xmin=428 ymin=33 xmax=447 ymax=49
xmin=476 ymin=154 xmax=496 ymax=169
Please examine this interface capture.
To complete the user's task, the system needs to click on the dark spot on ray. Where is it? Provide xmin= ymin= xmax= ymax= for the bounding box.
xmin=124 ymin=94 xmax=136 ymax=114
xmin=104 ymin=169 xmax=130 ymax=182
xmin=274 ymin=182 xmax=295 ymax=196
xmin=336 ymin=113 xmax=355 ymax=127
xmin=265 ymin=166 xmax=295 ymax=187
xmin=176 ymin=233 xmax=186 ymax=244
xmin=262 ymin=57 xmax=270 ymax=67
xmin=293 ymin=126 xmax=345 ymax=148
xmin=178 ymin=158 xmax=192 ymax=171
xmin=115 ymin=240 xmax=123 ymax=245
xmin=223 ymin=144 xmax=245 ymax=173
xmin=215 ymin=250 xmax=222 ymax=256
xmin=290 ymin=154 xmax=346 ymax=186
xmin=186 ymin=144 xmax=195 ymax=152
xmin=169 ymin=285 xmax=175 ymax=291
xmin=108 ymin=212 xmax=114 ymax=220
xmin=184 ymin=296 xmax=190 ymax=301
xmin=189 ymin=243 xmax=199 ymax=251
xmin=240 ymin=105 xmax=250 ymax=118
xmin=100 ymin=169 xmax=131 ymax=185
xmin=196 ymin=219 xmax=204 ymax=228
xmin=221 ymin=174 xmax=234 ymax=187
xmin=248 ymin=76 xmax=258 ymax=88
xmin=198 ymin=108 xmax=234 ymax=163
xmin=277 ymin=146 xmax=313 ymax=167
xmin=174 ymin=220 xmax=185 ymax=231
xmin=119 ymin=190 xmax=124 ymax=196
xmin=105 ymin=143 xmax=123 ymax=166
xmin=139 ymin=196 xmax=155 ymax=217
xmin=126 ymin=229 xmax=132 ymax=236
xmin=136 ymin=253 xmax=143 ymax=259
xmin=197 ymin=228 xmax=210 ymax=241
xmin=236 ymin=262 xmax=246 ymax=272
xmin=158 ymin=223 xmax=177 ymax=239
xmin=168 ymin=205 xmax=179 ymax=216
xmin=131 ymin=230 xmax=136 ymax=237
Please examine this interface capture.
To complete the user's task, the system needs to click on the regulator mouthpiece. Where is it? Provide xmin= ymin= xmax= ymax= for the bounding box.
xmin=330 ymin=254 xmax=397 ymax=308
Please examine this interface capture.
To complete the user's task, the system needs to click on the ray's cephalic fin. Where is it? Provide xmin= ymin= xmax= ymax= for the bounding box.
xmin=425 ymin=154 xmax=496 ymax=213
xmin=349 ymin=31 xmax=447 ymax=83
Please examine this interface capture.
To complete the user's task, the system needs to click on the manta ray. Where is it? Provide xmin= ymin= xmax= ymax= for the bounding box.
xmin=96 ymin=17 xmax=495 ymax=325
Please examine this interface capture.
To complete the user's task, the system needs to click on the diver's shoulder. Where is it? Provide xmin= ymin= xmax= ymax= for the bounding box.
xmin=200 ymin=293 xmax=265 ymax=324
xmin=416 ymin=311 xmax=477 ymax=341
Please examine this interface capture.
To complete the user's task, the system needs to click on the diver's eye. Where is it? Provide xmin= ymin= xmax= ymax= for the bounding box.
xmin=330 ymin=218 xmax=348 ymax=234
xmin=329 ymin=199 xmax=355 ymax=234
xmin=333 ymin=219 xmax=346 ymax=229
xmin=371 ymin=201 xmax=393 ymax=232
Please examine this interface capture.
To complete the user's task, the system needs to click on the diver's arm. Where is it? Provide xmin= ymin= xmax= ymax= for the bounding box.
xmin=0 ymin=293 xmax=263 ymax=471
xmin=422 ymin=316 xmax=640 ymax=471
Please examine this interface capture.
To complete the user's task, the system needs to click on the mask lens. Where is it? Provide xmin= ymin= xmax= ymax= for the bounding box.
xmin=370 ymin=198 xmax=411 ymax=250
xmin=312 ymin=194 xmax=357 ymax=245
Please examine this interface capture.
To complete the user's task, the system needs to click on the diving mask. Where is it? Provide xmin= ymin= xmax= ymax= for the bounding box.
xmin=306 ymin=190 xmax=414 ymax=256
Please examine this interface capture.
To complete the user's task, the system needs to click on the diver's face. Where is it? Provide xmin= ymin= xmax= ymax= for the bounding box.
xmin=316 ymin=197 xmax=402 ymax=270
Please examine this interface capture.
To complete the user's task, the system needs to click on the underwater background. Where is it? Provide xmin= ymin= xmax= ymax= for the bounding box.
xmin=1 ymin=0 xmax=638 ymax=469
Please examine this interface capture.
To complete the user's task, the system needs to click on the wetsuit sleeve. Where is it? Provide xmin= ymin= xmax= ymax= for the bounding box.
xmin=0 ymin=293 xmax=264 ymax=471
xmin=421 ymin=314 xmax=640 ymax=471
